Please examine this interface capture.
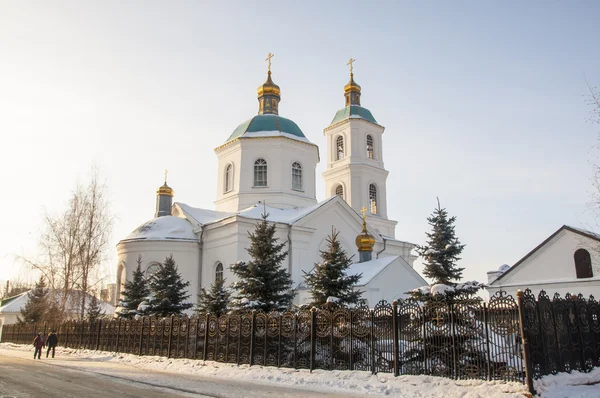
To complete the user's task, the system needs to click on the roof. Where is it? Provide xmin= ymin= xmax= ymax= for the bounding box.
xmin=330 ymin=105 xmax=379 ymax=126
xmin=226 ymin=114 xmax=310 ymax=143
xmin=176 ymin=196 xmax=338 ymax=227
xmin=347 ymin=255 xmax=399 ymax=286
xmin=490 ymin=225 xmax=600 ymax=285
xmin=0 ymin=292 xmax=29 ymax=313
xmin=122 ymin=215 xmax=197 ymax=242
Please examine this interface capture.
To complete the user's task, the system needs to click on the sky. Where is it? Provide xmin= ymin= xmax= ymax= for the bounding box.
xmin=1 ymin=1 xmax=599 ymax=288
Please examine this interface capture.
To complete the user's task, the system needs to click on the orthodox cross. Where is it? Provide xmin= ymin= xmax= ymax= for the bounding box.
xmin=266 ymin=52 xmax=274 ymax=72
xmin=347 ymin=58 xmax=356 ymax=74
xmin=432 ymin=310 xmax=445 ymax=327
xmin=360 ymin=206 xmax=368 ymax=220
xmin=164 ymin=169 xmax=168 ymax=184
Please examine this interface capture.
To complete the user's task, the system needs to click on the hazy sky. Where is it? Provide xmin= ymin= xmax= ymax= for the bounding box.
xmin=1 ymin=1 xmax=599 ymax=287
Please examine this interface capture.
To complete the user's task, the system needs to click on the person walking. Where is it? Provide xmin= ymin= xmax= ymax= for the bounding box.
xmin=46 ymin=330 xmax=58 ymax=358
xmin=33 ymin=333 xmax=45 ymax=359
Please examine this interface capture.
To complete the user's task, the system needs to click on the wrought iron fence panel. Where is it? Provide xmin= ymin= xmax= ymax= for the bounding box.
xmin=204 ymin=314 xmax=217 ymax=361
xmin=237 ymin=313 xmax=252 ymax=365
xmin=565 ymin=293 xmax=584 ymax=371
xmin=576 ymin=294 xmax=595 ymax=371
xmin=551 ymin=294 xmax=572 ymax=373
xmin=314 ymin=308 xmax=332 ymax=370
xmin=186 ymin=317 xmax=197 ymax=359
xmin=453 ymin=301 xmax=486 ymax=380
xmin=195 ymin=314 xmax=208 ymax=360
xmin=266 ymin=311 xmax=281 ymax=367
xmin=214 ymin=314 xmax=227 ymax=362
xmin=295 ymin=310 xmax=311 ymax=369
xmin=423 ymin=299 xmax=452 ymax=378
xmin=279 ymin=311 xmax=296 ymax=368
xmin=537 ymin=291 xmax=559 ymax=375
xmin=330 ymin=308 xmax=352 ymax=371
xmin=227 ymin=314 xmax=241 ymax=363
xmin=397 ymin=298 xmax=424 ymax=375
xmin=521 ymin=289 xmax=544 ymax=379
xmin=373 ymin=300 xmax=394 ymax=374
xmin=252 ymin=312 xmax=267 ymax=366
xmin=588 ymin=296 xmax=600 ymax=368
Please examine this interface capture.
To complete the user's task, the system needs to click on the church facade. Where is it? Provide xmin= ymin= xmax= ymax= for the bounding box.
xmin=116 ymin=60 xmax=426 ymax=309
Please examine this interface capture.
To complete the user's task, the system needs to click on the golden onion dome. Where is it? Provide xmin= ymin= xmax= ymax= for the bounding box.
xmin=257 ymin=71 xmax=281 ymax=98
xmin=355 ymin=219 xmax=375 ymax=252
xmin=344 ymin=73 xmax=361 ymax=95
xmin=157 ymin=182 xmax=174 ymax=197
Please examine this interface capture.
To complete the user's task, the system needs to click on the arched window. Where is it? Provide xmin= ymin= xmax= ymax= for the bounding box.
xmin=215 ymin=262 xmax=224 ymax=283
xmin=366 ymin=135 xmax=374 ymax=159
xmin=335 ymin=184 xmax=344 ymax=199
xmin=336 ymin=136 xmax=344 ymax=160
xmin=292 ymin=162 xmax=302 ymax=190
xmin=116 ymin=262 xmax=126 ymax=301
xmin=369 ymin=184 xmax=377 ymax=214
xmin=224 ymin=164 xmax=232 ymax=193
xmin=254 ymin=158 xmax=267 ymax=187
xmin=574 ymin=249 xmax=593 ymax=278
xmin=145 ymin=262 xmax=161 ymax=277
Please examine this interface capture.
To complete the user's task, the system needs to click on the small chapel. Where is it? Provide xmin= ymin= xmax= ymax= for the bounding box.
xmin=116 ymin=56 xmax=426 ymax=308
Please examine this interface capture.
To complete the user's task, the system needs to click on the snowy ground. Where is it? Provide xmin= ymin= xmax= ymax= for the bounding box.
xmin=0 ymin=343 xmax=562 ymax=397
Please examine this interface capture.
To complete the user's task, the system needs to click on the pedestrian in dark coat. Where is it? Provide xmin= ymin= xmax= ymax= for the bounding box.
xmin=33 ymin=333 xmax=44 ymax=359
xmin=46 ymin=330 xmax=58 ymax=358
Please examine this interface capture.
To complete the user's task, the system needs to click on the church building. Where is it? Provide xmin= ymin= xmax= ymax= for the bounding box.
xmin=116 ymin=57 xmax=426 ymax=309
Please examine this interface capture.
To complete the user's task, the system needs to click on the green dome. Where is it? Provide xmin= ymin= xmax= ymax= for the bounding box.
xmin=330 ymin=105 xmax=378 ymax=126
xmin=227 ymin=114 xmax=308 ymax=143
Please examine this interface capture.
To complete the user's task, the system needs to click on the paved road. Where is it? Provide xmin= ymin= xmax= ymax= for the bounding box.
xmin=0 ymin=351 xmax=358 ymax=398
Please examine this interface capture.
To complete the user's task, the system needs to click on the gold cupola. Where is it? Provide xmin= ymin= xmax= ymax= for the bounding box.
xmin=344 ymin=58 xmax=361 ymax=106
xmin=257 ymin=52 xmax=281 ymax=115
xmin=355 ymin=207 xmax=375 ymax=262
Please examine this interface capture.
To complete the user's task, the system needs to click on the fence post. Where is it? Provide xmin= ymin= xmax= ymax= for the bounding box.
xmin=392 ymin=301 xmax=400 ymax=377
xmin=138 ymin=318 xmax=144 ymax=356
xmin=193 ymin=317 xmax=199 ymax=360
xmin=249 ymin=312 xmax=256 ymax=367
xmin=349 ymin=310 xmax=354 ymax=371
xmin=310 ymin=307 xmax=317 ymax=372
xmin=370 ymin=308 xmax=375 ymax=375
xmin=450 ymin=303 xmax=458 ymax=379
xmin=516 ymin=290 xmax=535 ymax=395
xmin=96 ymin=320 xmax=102 ymax=351
xmin=167 ymin=316 xmax=174 ymax=358
xmin=185 ymin=317 xmax=190 ymax=359
xmin=483 ymin=303 xmax=492 ymax=381
xmin=203 ymin=314 xmax=210 ymax=361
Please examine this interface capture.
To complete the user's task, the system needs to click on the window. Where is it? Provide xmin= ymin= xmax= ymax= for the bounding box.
xmin=254 ymin=158 xmax=267 ymax=187
xmin=336 ymin=136 xmax=344 ymax=160
xmin=292 ymin=162 xmax=302 ymax=190
xmin=145 ymin=262 xmax=160 ymax=277
xmin=366 ymin=135 xmax=374 ymax=159
xmin=369 ymin=184 xmax=377 ymax=214
xmin=335 ymin=184 xmax=344 ymax=199
xmin=224 ymin=164 xmax=232 ymax=193
xmin=215 ymin=262 xmax=224 ymax=283
xmin=574 ymin=249 xmax=593 ymax=279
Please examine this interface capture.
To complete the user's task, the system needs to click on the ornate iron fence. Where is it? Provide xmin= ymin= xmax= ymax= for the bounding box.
xmin=3 ymin=290 xmax=598 ymax=394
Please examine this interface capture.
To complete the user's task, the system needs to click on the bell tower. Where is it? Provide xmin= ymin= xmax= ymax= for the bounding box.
xmin=322 ymin=60 xmax=397 ymax=238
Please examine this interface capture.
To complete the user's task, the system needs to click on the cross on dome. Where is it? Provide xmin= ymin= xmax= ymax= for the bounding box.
xmin=266 ymin=52 xmax=274 ymax=72
xmin=347 ymin=58 xmax=356 ymax=74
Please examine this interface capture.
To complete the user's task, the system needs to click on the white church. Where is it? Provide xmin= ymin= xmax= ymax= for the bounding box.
xmin=116 ymin=58 xmax=426 ymax=308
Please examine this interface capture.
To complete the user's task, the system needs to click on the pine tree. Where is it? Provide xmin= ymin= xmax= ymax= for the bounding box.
xmin=116 ymin=255 xmax=150 ymax=319
xmin=231 ymin=213 xmax=294 ymax=312
xmin=195 ymin=277 xmax=231 ymax=316
xmin=416 ymin=198 xmax=465 ymax=286
xmin=19 ymin=276 xmax=50 ymax=323
xmin=143 ymin=255 xmax=192 ymax=317
xmin=303 ymin=227 xmax=363 ymax=307
xmin=86 ymin=292 xmax=105 ymax=322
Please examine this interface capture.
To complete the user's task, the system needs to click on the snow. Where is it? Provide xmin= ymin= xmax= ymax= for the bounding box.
xmin=177 ymin=196 xmax=339 ymax=227
xmin=241 ymin=130 xmax=312 ymax=144
xmin=346 ymin=256 xmax=399 ymax=286
xmin=0 ymin=343 xmax=529 ymax=397
xmin=123 ymin=216 xmax=197 ymax=242
xmin=534 ymin=367 xmax=600 ymax=397
xmin=411 ymin=281 xmax=484 ymax=296
xmin=0 ymin=291 xmax=29 ymax=314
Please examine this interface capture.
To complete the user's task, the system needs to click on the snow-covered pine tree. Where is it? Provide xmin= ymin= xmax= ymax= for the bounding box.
xmin=230 ymin=213 xmax=294 ymax=312
xmin=86 ymin=291 xmax=105 ymax=322
xmin=18 ymin=276 xmax=50 ymax=323
xmin=195 ymin=277 xmax=231 ymax=316
xmin=143 ymin=255 xmax=192 ymax=317
xmin=416 ymin=198 xmax=465 ymax=286
xmin=303 ymin=227 xmax=363 ymax=307
xmin=116 ymin=255 xmax=150 ymax=319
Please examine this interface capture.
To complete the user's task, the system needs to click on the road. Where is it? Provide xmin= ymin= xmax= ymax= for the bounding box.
xmin=0 ymin=351 xmax=359 ymax=398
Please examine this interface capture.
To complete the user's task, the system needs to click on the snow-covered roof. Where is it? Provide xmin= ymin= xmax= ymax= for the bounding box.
xmin=176 ymin=196 xmax=338 ymax=227
xmin=0 ymin=292 xmax=29 ymax=314
xmin=122 ymin=216 xmax=197 ymax=242
xmin=347 ymin=255 xmax=399 ymax=286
